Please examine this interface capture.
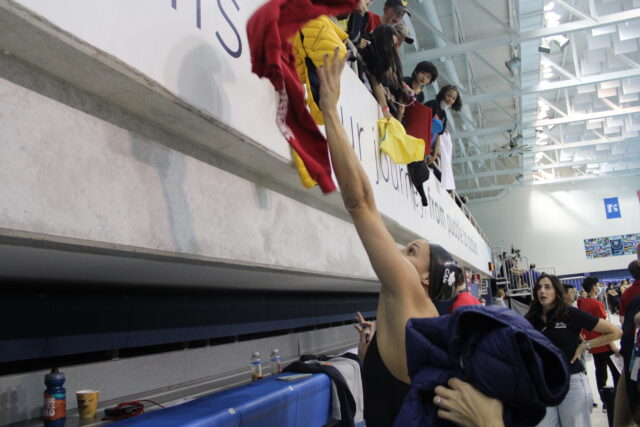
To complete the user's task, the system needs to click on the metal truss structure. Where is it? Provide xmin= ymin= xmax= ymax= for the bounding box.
xmin=399 ymin=0 xmax=640 ymax=200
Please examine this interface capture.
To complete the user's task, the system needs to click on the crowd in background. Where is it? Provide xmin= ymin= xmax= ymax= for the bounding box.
xmin=483 ymin=251 xmax=640 ymax=426
xmin=294 ymin=0 xmax=466 ymax=207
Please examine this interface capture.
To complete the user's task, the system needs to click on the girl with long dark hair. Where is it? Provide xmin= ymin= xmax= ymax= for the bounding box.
xmin=525 ymin=274 xmax=620 ymax=426
xmin=360 ymin=24 xmax=404 ymax=118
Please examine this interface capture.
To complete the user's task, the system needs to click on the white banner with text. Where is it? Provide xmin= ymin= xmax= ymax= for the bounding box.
xmin=14 ymin=0 xmax=493 ymax=273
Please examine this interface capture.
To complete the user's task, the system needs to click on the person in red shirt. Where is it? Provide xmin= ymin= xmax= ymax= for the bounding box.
xmin=449 ymin=282 xmax=482 ymax=313
xmin=579 ymin=276 xmax=621 ymax=407
xmin=576 ymin=289 xmax=588 ymax=309
xmin=620 ymin=243 xmax=640 ymax=323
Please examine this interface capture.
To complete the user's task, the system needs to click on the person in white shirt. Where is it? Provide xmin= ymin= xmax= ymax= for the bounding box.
xmin=564 ymin=284 xmax=578 ymax=307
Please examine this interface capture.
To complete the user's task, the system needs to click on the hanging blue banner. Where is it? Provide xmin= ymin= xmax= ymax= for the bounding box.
xmin=604 ymin=197 xmax=621 ymax=219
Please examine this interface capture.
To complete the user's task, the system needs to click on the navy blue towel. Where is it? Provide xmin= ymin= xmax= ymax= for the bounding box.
xmin=395 ymin=305 xmax=570 ymax=427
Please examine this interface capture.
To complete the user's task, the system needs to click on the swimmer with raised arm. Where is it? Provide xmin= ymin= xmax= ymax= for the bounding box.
xmin=317 ymin=49 xmax=503 ymax=427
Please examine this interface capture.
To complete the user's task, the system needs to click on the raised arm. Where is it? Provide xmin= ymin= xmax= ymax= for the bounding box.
xmin=428 ymin=135 xmax=441 ymax=165
xmin=368 ymin=74 xmax=392 ymax=119
xmin=317 ymin=49 xmax=422 ymax=300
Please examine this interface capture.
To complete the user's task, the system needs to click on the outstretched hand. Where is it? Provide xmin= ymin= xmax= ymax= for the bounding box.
xmin=354 ymin=312 xmax=376 ymax=359
xmin=434 ymin=378 xmax=504 ymax=427
xmin=354 ymin=312 xmax=376 ymax=343
xmin=317 ymin=47 xmax=348 ymax=113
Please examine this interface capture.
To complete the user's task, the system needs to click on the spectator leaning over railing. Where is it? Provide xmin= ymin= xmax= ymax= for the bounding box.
xmin=336 ymin=0 xmax=372 ymax=62
xmin=425 ymin=85 xmax=461 ymax=188
xmin=403 ymin=61 xmax=438 ymax=105
xmin=365 ymin=0 xmax=409 ymax=34
xmin=359 ymin=24 xmax=404 ymax=119
xmin=390 ymin=60 xmax=437 ymax=123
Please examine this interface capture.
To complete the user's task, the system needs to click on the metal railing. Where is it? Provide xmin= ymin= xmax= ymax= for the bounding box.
xmin=492 ymin=246 xmax=535 ymax=297
xmin=339 ymin=56 xmax=492 ymax=247
xmin=429 ymin=158 xmax=491 ymax=245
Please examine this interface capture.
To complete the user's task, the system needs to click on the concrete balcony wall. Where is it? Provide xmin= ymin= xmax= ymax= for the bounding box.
xmin=0 ymin=0 xmax=492 ymax=285
xmin=0 ymin=53 xmax=377 ymax=289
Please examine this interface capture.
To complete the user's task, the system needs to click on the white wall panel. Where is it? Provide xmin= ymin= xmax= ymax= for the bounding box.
xmin=469 ymin=176 xmax=640 ymax=275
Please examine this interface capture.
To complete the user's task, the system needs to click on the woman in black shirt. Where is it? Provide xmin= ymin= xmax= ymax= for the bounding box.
xmin=526 ymin=274 xmax=621 ymax=426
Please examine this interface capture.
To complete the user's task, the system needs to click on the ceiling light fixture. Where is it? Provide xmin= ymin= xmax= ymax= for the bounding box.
xmin=545 ymin=11 xmax=561 ymax=27
xmin=553 ymin=35 xmax=570 ymax=50
xmin=538 ymin=39 xmax=551 ymax=53
xmin=505 ymin=56 xmax=521 ymax=73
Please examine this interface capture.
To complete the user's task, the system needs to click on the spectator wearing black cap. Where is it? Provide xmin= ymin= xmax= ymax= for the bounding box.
xmin=366 ymin=0 xmax=410 ymax=34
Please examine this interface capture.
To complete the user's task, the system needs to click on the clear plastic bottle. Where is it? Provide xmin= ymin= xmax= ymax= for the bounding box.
xmin=270 ymin=349 xmax=282 ymax=375
xmin=250 ymin=352 xmax=263 ymax=381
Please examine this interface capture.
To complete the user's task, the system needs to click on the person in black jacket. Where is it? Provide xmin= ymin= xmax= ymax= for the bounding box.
xmin=405 ymin=61 xmax=438 ymax=105
xmin=359 ymin=24 xmax=404 ymax=119
xmin=392 ymin=61 xmax=438 ymax=122
xmin=525 ymin=274 xmax=620 ymax=426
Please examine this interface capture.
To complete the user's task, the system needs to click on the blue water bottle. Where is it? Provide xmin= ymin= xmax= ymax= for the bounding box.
xmin=44 ymin=368 xmax=66 ymax=427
